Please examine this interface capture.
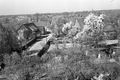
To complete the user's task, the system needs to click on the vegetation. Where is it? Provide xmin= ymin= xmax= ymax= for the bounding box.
xmin=0 ymin=9 xmax=120 ymax=80
xmin=0 ymin=24 xmax=20 ymax=54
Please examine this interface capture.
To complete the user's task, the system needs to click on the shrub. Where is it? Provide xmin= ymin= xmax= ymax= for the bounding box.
xmin=75 ymin=13 xmax=106 ymax=47
xmin=0 ymin=23 xmax=20 ymax=54
xmin=0 ymin=23 xmax=11 ymax=54
xmin=0 ymin=23 xmax=21 ymax=65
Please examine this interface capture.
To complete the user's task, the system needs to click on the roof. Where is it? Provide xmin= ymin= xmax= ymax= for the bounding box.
xmin=23 ymin=23 xmax=36 ymax=27
xmin=17 ymin=22 xmax=38 ymax=32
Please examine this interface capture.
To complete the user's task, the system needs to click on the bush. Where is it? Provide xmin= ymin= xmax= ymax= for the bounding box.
xmin=0 ymin=24 xmax=11 ymax=54
xmin=0 ymin=23 xmax=20 ymax=55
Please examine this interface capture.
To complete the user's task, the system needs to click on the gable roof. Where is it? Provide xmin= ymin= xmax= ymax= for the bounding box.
xmin=17 ymin=23 xmax=38 ymax=32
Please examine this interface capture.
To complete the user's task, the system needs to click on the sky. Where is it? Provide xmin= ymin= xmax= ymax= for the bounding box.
xmin=0 ymin=0 xmax=120 ymax=15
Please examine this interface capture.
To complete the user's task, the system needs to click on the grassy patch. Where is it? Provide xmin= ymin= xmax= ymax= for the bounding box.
xmin=1 ymin=46 xmax=120 ymax=80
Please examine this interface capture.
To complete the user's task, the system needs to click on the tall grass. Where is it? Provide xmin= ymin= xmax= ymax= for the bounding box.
xmin=1 ymin=44 xmax=120 ymax=80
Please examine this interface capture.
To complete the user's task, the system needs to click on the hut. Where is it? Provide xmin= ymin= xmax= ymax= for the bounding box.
xmin=17 ymin=23 xmax=40 ymax=41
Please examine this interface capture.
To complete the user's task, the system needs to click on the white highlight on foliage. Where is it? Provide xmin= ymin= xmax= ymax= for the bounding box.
xmin=68 ymin=20 xmax=81 ymax=37
xmin=62 ymin=20 xmax=81 ymax=38
xmin=98 ymin=54 xmax=101 ymax=59
xmin=85 ymin=50 xmax=89 ymax=56
xmin=74 ymin=25 xmax=89 ymax=39
xmin=62 ymin=21 xmax=73 ymax=34
xmin=74 ymin=13 xmax=105 ymax=39
xmin=93 ymin=73 xmax=109 ymax=80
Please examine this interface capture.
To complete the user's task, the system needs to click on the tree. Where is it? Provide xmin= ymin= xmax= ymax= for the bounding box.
xmin=51 ymin=16 xmax=68 ymax=37
xmin=75 ymin=13 xmax=106 ymax=46
xmin=0 ymin=23 xmax=20 ymax=55
xmin=62 ymin=21 xmax=73 ymax=35
xmin=0 ymin=23 xmax=11 ymax=54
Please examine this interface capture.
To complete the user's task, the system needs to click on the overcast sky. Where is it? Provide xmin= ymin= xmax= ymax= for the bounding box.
xmin=0 ymin=0 xmax=120 ymax=15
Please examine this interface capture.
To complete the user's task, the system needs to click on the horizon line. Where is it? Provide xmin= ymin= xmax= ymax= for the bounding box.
xmin=1 ymin=8 xmax=120 ymax=16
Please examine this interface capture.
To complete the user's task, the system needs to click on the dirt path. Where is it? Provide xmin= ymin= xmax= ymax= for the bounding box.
xmin=29 ymin=33 xmax=53 ymax=51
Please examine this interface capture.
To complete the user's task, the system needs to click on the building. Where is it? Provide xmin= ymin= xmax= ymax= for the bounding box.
xmin=17 ymin=21 xmax=51 ymax=41
xmin=17 ymin=23 xmax=40 ymax=41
